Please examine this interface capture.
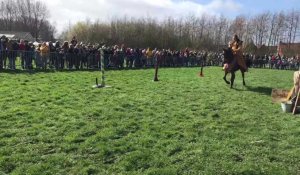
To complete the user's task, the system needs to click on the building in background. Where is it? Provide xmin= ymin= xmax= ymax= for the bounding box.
xmin=278 ymin=41 xmax=300 ymax=57
xmin=0 ymin=31 xmax=35 ymax=41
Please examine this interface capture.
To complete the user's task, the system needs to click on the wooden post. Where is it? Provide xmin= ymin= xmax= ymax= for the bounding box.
xmin=100 ymin=49 xmax=105 ymax=87
xmin=199 ymin=66 xmax=204 ymax=77
xmin=199 ymin=60 xmax=204 ymax=77
xmin=154 ymin=53 xmax=159 ymax=82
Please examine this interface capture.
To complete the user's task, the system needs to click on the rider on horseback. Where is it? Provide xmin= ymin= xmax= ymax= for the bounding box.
xmin=222 ymin=35 xmax=247 ymax=88
xmin=230 ymin=34 xmax=248 ymax=72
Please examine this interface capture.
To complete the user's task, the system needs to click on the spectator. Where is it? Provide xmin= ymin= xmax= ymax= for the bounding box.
xmin=19 ymin=39 xmax=26 ymax=69
xmin=71 ymin=36 xmax=78 ymax=46
xmin=59 ymin=41 xmax=69 ymax=69
xmin=8 ymin=40 xmax=18 ymax=70
xmin=40 ymin=42 xmax=50 ymax=69
xmin=24 ymin=41 xmax=33 ymax=69
xmin=35 ymin=43 xmax=42 ymax=69
xmin=67 ymin=44 xmax=75 ymax=69
xmin=0 ymin=36 xmax=5 ymax=70
xmin=54 ymin=41 xmax=61 ymax=69
xmin=146 ymin=48 xmax=153 ymax=67
xmin=48 ymin=42 xmax=56 ymax=69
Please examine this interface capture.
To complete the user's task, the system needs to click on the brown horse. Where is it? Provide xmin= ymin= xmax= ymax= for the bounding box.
xmin=223 ymin=48 xmax=247 ymax=88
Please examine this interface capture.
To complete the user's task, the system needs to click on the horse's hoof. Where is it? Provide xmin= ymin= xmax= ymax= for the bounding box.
xmin=223 ymin=78 xmax=230 ymax=85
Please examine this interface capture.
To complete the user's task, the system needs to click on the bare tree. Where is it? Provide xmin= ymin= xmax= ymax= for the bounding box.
xmin=63 ymin=10 xmax=300 ymax=52
xmin=292 ymin=10 xmax=300 ymax=43
xmin=272 ymin=12 xmax=286 ymax=45
xmin=252 ymin=12 xmax=270 ymax=46
xmin=0 ymin=0 xmax=54 ymax=40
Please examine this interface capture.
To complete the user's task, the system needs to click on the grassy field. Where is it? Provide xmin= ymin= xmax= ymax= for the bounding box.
xmin=1 ymin=67 xmax=300 ymax=175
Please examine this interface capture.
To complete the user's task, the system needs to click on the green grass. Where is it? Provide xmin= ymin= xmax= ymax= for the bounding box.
xmin=1 ymin=67 xmax=300 ymax=175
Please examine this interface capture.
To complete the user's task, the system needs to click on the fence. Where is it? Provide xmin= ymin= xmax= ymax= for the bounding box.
xmin=0 ymin=50 xmax=299 ymax=71
xmin=0 ymin=50 xmax=102 ymax=70
xmin=0 ymin=50 xmax=219 ymax=70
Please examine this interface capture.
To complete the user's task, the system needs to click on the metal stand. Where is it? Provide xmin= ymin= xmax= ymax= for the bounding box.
xmin=93 ymin=49 xmax=111 ymax=88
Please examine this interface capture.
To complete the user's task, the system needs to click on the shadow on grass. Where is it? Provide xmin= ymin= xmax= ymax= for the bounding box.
xmin=234 ymin=86 xmax=273 ymax=96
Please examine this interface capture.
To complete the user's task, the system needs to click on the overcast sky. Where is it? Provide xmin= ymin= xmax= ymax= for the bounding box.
xmin=42 ymin=0 xmax=300 ymax=34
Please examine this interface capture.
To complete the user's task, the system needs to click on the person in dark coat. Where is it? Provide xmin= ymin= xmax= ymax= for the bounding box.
xmin=59 ymin=41 xmax=69 ymax=69
xmin=48 ymin=42 xmax=56 ymax=69
xmin=1 ymin=37 xmax=8 ymax=69
xmin=19 ymin=40 xmax=26 ymax=69
xmin=0 ymin=37 xmax=5 ymax=70
xmin=67 ymin=44 xmax=75 ymax=69
xmin=54 ymin=41 xmax=61 ymax=69
xmin=6 ymin=40 xmax=18 ymax=70
xmin=24 ymin=41 xmax=33 ymax=69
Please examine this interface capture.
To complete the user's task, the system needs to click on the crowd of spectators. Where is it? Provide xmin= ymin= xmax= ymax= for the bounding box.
xmin=0 ymin=36 xmax=299 ymax=71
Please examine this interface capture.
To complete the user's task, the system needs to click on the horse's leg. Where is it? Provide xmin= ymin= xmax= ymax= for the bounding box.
xmin=230 ymin=71 xmax=235 ymax=88
xmin=223 ymin=71 xmax=230 ymax=84
xmin=241 ymin=70 xmax=246 ymax=86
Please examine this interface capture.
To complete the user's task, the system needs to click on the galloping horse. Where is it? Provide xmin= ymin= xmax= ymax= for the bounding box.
xmin=223 ymin=48 xmax=247 ymax=88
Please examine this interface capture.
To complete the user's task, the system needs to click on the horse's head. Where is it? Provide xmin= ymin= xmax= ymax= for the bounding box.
xmin=223 ymin=48 xmax=234 ymax=64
